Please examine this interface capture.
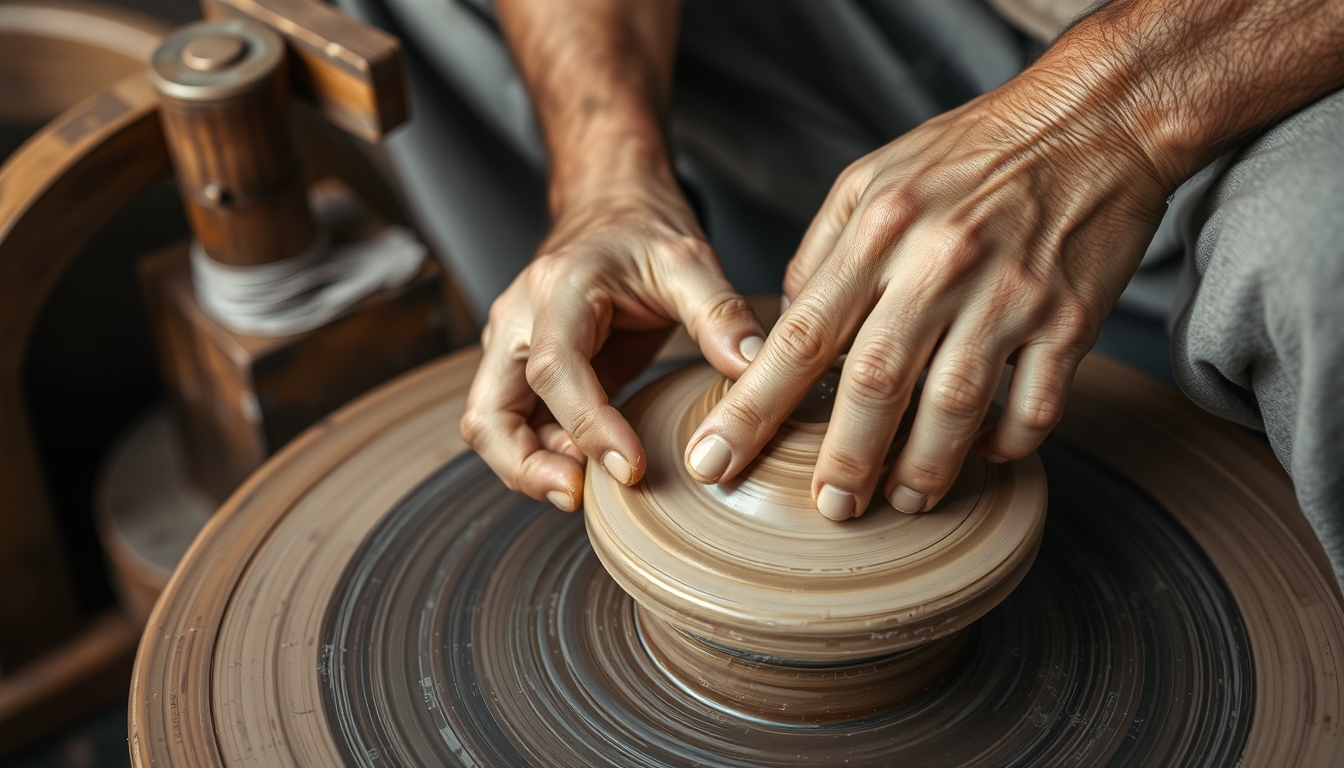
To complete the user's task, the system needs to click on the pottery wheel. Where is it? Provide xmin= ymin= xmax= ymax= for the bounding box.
xmin=131 ymin=343 xmax=1344 ymax=766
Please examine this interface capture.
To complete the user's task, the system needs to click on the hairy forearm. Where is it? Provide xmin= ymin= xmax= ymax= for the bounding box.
xmin=496 ymin=0 xmax=682 ymax=215
xmin=1035 ymin=0 xmax=1344 ymax=188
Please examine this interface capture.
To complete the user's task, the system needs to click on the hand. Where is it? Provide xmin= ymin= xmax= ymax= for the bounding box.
xmin=682 ymin=70 xmax=1175 ymax=520
xmin=461 ymin=180 xmax=765 ymax=511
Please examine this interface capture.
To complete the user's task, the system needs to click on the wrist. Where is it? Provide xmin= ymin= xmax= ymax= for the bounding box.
xmin=549 ymin=154 xmax=693 ymax=237
xmin=549 ymin=174 xmax=701 ymax=245
xmin=545 ymin=103 xmax=680 ymax=212
xmin=1026 ymin=0 xmax=1344 ymax=193
xmin=1019 ymin=19 xmax=1212 ymax=193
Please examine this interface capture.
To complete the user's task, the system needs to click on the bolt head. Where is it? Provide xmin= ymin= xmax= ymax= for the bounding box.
xmin=202 ymin=183 xmax=229 ymax=205
xmin=181 ymin=34 xmax=247 ymax=72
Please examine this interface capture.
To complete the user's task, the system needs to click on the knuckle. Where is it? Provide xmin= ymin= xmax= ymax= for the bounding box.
xmin=700 ymin=292 xmax=753 ymax=327
xmin=524 ymin=257 xmax=556 ymax=290
xmin=853 ymin=187 xmax=920 ymax=250
xmin=834 ymin=159 xmax=863 ymax=189
xmin=845 ymin=350 xmax=905 ymax=405
xmin=1061 ymin=335 xmax=1094 ymax=364
xmin=718 ymin=393 xmax=771 ymax=432
xmin=927 ymin=366 xmax=986 ymax=420
xmin=664 ymin=234 xmax=714 ymax=264
xmin=525 ymin=255 xmax=577 ymax=295
xmin=486 ymin=294 xmax=515 ymax=328
xmin=866 ymin=185 xmax=921 ymax=224
xmin=562 ymin=404 xmax=603 ymax=446
xmin=524 ymin=343 xmax=567 ymax=395
xmin=902 ymin=454 xmax=952 ymax=492
xmin=825 ymin=448 xmax=872 ymax=481
xmin=992 ymin=267 xmax=1049 ymax=313
xmin=1045 ymin=299 xmax=1098 ymax=349
xmin=830 ymin=158 xmax=872 ymax=201
xmin=922 ymin=221 xmax=982 ymax=278
xmin=770 ymin=304 xmax=832 ymax=368
xmin=1013 ymin=387 xmax=1066 ymax=432
xmin=459 ymin=409 xmax=485 ymax=445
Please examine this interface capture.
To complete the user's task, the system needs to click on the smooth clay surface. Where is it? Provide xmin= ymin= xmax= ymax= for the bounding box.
xmin=130 ymin=323 xmax=1344 ymax=766
xmin=585 ymin=364 xmax=1048 ymax=662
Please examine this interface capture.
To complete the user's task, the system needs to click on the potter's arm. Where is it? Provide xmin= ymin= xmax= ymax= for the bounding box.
xmin=687 ymin=0 xmax=1344 ymax=520
xmin=494 ymin=0 xmax=682 ymax=216
xmin=461 ymin=0 xmax=763 ymax=510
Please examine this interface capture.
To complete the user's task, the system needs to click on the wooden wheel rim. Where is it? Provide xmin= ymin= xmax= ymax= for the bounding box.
xmin=130 ymin=347 xmax=1344 ymax=766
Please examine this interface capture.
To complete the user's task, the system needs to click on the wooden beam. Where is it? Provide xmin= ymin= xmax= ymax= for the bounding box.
xmin=201 ymin=0 xmax=409 ymax=142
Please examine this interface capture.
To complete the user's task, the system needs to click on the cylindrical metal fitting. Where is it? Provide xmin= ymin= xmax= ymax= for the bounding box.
xmin=150 ymin=19 xmax=316 ymax=268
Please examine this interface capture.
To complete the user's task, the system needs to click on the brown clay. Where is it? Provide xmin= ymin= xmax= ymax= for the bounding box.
xmin=635 ymin=604 xmax=976 ymax=724
xmin=584 ymin=363 xmax=1046 ymax=721
xmin=129 ymin=307 xmax=1344 ymax=765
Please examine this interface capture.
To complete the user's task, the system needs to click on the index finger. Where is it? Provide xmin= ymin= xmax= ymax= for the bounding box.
xmin=526 ymin=293 xmax=647 ymax=487
xmin=461 ymin=324 xmax=585 ymax=510
xmin=683 ymin=272 xmax=874 ymax=484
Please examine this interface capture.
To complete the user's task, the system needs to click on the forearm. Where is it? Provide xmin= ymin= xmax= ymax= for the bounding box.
xmin=1028 ymin=0 xmax=1344 ymax=188
xmin=495 ymin=0 xmax=683 ymax=216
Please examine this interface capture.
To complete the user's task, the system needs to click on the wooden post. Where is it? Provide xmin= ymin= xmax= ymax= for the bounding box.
xmin=150 ymin=19 xmax=314 ymax=267
xmin=0 ymin=0 xmax=449 ymax=754
xmin=140 ymin=18 xmax=465 ymax=500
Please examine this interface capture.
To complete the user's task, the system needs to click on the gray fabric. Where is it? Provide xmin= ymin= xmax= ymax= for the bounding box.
xmin=340 ymin=0 xmax=1029 ymax=319
xmin=336 ymin=0 xmax=549 ymax=320
xmin=1171 ymin=88 xmax=1344 ymax=588
xmin=380 ymin=0 xmax=544 ymax=167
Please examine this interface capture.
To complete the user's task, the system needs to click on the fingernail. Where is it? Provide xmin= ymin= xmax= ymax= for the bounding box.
xmin=738 ymin=335 xmax=764 ymax=362
xmin=985 ymin=453 xmax=1008 ymax=464
xmin=546 ymin=490 xmax=574 ymax=512
xmin=888 ymin=485 xmax=927 ymax=515
xmin=780 ymin=295 xmax=792 ymax=312
xmin=688 ymin=435 xmax=732 ymax=481
xmin=602 ymin=451 xmax=633 ymax=485
xmin=817 ymin=485 xmax=856 ymax=521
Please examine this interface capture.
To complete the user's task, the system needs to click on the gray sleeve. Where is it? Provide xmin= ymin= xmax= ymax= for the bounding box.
xmin=1171 ymin=87 xmax=1344 ymax=587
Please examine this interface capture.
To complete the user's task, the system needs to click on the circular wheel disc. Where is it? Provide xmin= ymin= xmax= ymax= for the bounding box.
xmin=130 ymin=346 xmax=1344 ymax=767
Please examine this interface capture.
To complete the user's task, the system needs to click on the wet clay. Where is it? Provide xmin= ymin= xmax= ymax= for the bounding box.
xmin=317 ymin=440 xmax=1252 ymax=765
xmin=584 ymin=364 xmax=1047 ymax=721
xmin=130 ymin=343 xmax=1344 ymax=768
xmin=634 ymin=603 xmax=977 ymax=723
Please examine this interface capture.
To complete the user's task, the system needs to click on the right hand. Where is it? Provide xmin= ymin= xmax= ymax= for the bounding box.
xmin=460 ymin=179 xmax=765 ymax=511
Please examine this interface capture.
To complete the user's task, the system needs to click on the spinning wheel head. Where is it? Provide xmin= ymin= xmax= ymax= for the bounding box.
xmin=585 ymin=364 xmax=1048 ymax=722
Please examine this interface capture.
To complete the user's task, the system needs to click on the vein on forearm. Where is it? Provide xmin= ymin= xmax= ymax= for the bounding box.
xmin=1045 ymin=0 xmax=1344 ymax=186
xmin=495 ymin=0 xmax=682 ymax=214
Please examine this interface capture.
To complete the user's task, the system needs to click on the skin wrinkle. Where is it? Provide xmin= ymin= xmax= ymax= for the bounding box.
xmin=462 ymin=0 xmax=765 ymax=502
xmin=467 ymin=0 xmax=1344 ymax=516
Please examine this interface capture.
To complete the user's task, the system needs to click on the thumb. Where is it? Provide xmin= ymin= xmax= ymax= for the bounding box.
xmin=667 ymin=262 xmax=765 ymax=379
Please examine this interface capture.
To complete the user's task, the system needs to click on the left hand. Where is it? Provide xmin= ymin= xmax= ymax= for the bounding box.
xmin=681 ymin=69 xmax=1175 ymax=520
xmin=460 ymin=179 xmax=763 ymax=513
